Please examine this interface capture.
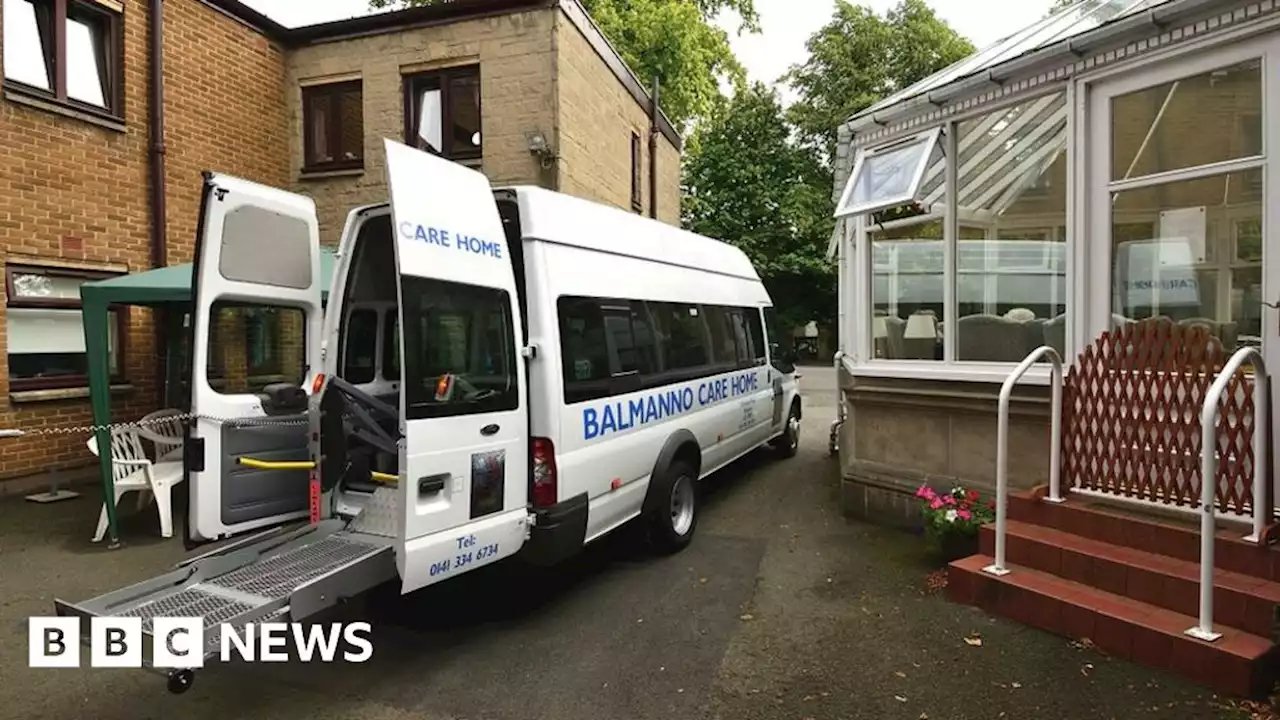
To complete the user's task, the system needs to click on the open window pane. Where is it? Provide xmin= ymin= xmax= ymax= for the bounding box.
xmin=66 ymin=10 xmax=108 ymax=108
xmin=836 ymin=128 xmax=940 ymax=218
xmin=415 ymin=87 xmax=443 ymax=153
xmin=3 ymin=0 xmax=52 ymax=91
xmin=1111 ymin=59 xmax=1261 ymax=182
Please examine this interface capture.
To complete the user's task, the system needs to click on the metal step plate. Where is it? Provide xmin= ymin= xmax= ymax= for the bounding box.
xmin=206 ymin=534 xmax=384 ymax=599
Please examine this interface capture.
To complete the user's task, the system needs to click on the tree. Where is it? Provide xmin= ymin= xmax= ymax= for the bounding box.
xmin=1047 ymin=0 xmax=1079 ymax=15
xmin=368 ymin=0 xmax=758 ymax=128
xmin=784 ymin=0 xmax=975 ymax=163
xmin=682 ymin=83 xmax=835 ymax=333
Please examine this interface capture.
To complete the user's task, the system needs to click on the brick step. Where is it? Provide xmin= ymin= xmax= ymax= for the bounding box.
xmin=979 ymin=521 xmax=1280 ymax=638
xmin=947 ymin=554 xmax=1279 ymax=697
xmin=1008 ymin=491 xmax=1280 ymax=582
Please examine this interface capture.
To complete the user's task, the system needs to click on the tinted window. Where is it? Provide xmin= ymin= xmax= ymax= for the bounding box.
xmin=559 ymin=297 xmax=610 ymax=388
xmin=745 ymin=309 xmax=766 ymax=365
xmin=206 ymin=302 xmax=307 ymax=395
xmin=651 ymin=302 xmax=708 ymax=370
xmin=402 ymin=277 xmax=517 ymax=419
xmin=559 ymin=297 xmax=662 ymax=404
xmin=383 ymin=309 xmax=400 ymax=381
xmin=704 ymin=306 xmax=738 ymax=367
xmin=342 ymin=309 xmax=378 ymax=384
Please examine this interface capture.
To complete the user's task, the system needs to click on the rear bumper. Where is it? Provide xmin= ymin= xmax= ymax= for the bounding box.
xmin=520 ymin=492 xmax=588 ymax=567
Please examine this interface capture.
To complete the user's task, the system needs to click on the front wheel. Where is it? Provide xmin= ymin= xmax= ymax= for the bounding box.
xmin=773 ymin=403 xmax=801 ymax=458
xmin=644 ymin=460 xmax=698 ymax=555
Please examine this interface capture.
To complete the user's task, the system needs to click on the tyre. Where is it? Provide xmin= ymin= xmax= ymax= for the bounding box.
xmin=644 ymin=460 xmax=698 ymax=555
xmin=773 ymin=402 xmax=801 ymax=458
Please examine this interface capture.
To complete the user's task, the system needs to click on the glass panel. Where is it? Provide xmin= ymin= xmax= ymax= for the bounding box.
xmin=402 ymin=277 xmax=517 ymax=419
xmin=11 ymin=272 xmax=86 ymax=299
xmin=337 ymin=86 xmax=363 ymax=162
xmin=307 ymin=92 xmax=333 ymax=164
xmin=448 ymin=73 xmax=481 ymax=154
xmin=66 ymin=11 xmax=107 ymax=108
xmin=3 ymin=0 xmax=51 ymax=90
xmin=953 ymin=94 xmax=1068 ymax=362
xmin=870 ymin=217 xmax=944 ymax=361
xmin=383 ymin=309 xmax=399 ymax=381
xmin=342 ymin=309 xmax=378 ymax=384
xmin=1111 ymin=168 xmax=1262 ymax=354
xmin=840 ymin=133 xmax=938 ymax=216
xmin=207 ymin=303 xmax=307 ymax=395
xmin=416 ymin=88 xmax=443 ymax=153
xmin=6 ymin=307 xmax=118 ymax=382
xmin=1111 ymin=59 xmax=1261 ymax=182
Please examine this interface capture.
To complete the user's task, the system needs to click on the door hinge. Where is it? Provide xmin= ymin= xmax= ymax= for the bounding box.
xmin=184 ymin=437 xmax=205 ymax=473
xmin=521 ymin=344 xmax=538 ymax=359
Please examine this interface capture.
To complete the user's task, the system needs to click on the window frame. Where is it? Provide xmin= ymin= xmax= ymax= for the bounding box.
xmin=835 ymin=126 xmax=942 ymax=219
xmin=5 ymin=264 xmax=127 ymax=391
xmin=2 ymin=0 xmax=125 ymax=121
xmin=402 ymin=64 xmax=482 ymax=163
xmin=301 ymin=79 xmax=364 ymax=173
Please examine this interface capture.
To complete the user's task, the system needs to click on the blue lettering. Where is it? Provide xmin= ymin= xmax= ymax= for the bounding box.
xmin=629 ymin=398 xmax=646 ymax=427
xmin=658 ymin=391 xmax=672 ymax=417
xmin=645 ymin=395 xmax=659 ymax=423
xmin=583 ymin=408 xmax=599 ymax=440
xmin=415 ymin=225 xmax=429 ymax=242
xmin=600 ymin=404 xmax=618 ymax=435
xmin=697 ymin=382 xmax=709 ymax=406
xmin=681 ymin=387 xmax=694 ymax=410
xmin=481 ymin=239 xmax=503 ymax=259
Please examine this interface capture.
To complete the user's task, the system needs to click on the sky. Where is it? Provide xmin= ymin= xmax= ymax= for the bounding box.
xmin=240 ymin=0 xmax=1057 ymax=104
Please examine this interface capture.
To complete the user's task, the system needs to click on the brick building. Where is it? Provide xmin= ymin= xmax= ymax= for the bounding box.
xmin=0 ymin=0 xmax=682 ymax=490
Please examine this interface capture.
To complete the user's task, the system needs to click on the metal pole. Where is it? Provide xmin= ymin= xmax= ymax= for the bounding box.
xmin=1046 ymin=359 xmax=1065 ymax=503
xmin=1247 ymin=368 xmax=1270 ymax=543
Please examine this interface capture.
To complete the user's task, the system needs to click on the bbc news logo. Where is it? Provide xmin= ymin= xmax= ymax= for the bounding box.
xmin=28 ymin=617 xmax=373 ymax=668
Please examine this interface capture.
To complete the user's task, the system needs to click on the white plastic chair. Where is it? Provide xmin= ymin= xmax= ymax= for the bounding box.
xmin=135 ymin=408 xmax=186 ymax=462
xmin=87 ymin=428 xmax=185 ymax=542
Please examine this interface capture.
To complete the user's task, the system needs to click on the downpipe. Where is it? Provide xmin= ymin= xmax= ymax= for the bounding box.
xmin=828 ymin=351 xmax=846 ymax=456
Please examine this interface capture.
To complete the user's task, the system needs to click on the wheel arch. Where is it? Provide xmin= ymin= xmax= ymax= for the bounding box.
xmin=642 ymin=429 xmax=702 ymax=513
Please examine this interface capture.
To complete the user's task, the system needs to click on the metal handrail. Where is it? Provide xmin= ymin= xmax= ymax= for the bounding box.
xmin=983 ymin=346 xmax=1064 ymax=577
xmin=1186 ymin=346 xmax=1270 ymax=643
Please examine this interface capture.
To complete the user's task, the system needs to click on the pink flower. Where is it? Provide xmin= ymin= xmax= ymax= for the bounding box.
xmin=942 ymin=495 xmax=957 ymax=506
xmin=930 ymin=498 xmax=944 ymax=510
xmin=958 ymin=509 xmax=972 ymax=520
xmin=915 ymin=485 xmax=930 ymax=499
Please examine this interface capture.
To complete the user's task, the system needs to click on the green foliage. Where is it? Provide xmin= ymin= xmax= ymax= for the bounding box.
xmin=367 ymin=0 xmax=758 ymax=129
xmin=784 ymin=0 xmax=975 ymax=162
xmin=681 ymin=83 xmax=834 ymax=332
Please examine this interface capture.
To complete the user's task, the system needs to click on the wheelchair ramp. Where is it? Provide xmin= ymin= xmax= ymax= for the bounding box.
xmin=54 ymin=520 xmax=396 ymax=663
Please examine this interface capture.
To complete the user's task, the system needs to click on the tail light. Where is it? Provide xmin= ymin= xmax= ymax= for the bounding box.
xmin=531 ymin=437 xmax=557 ymax=508
xmin=311 ymin=373 xmax=326 ymax=394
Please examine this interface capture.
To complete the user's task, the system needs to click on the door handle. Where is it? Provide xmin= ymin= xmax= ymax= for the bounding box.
xmin=418 ymin=474 xmax=448 ymax=495
xmin=480 ymin=423 xmax=500 ymax=436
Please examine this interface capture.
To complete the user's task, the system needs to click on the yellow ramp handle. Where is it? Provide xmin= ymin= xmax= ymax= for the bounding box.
xmin=236 ymin=457 xmax=398 ymax=484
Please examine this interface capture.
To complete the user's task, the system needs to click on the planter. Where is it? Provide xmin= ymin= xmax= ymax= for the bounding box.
xmin=925 ymin=526 xmax=980 ymax=564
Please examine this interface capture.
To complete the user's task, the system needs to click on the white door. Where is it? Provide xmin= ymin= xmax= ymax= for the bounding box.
xmin=1084 ymin=36 xmax=1280 ymax=503
xmin=384 ymin=140 xmax=531 ymax=594
xmin=187 ymin=173 xmax=324 ymax=543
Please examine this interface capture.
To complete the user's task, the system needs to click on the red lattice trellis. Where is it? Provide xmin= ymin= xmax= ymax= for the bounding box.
xmin=1060 ymin=318 xmax=1271 ymax=517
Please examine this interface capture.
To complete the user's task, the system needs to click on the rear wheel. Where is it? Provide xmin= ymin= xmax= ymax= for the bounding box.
xmin=645 ymin=460 xmax=698 ymax=555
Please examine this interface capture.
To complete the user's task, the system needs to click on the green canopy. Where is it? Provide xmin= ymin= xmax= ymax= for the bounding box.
xmin=79 ymin=248 xmax=336 ymax=546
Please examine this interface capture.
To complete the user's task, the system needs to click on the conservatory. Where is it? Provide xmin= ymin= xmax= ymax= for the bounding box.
xmin=828 ymin=0 xmax=1277 ymax=523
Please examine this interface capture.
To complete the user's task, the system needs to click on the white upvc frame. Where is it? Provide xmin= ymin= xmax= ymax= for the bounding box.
xmin=835 ymin=126 xmax=943 ymax=219
xmin=838 ymin=17 xmax=1280 ymax=385
xmin=1082 ymin=33 xmax=1277 ymax=352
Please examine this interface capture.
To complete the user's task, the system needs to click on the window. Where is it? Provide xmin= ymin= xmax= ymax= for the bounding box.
xmin=651 ymin=302 xmax=709 ymax=372
xmin=704 ymin=306 xmax=738 ymax=368
xmin=631 ymin=132 xmax=643 ymax=212
xmin=3 ymin=0 xmax=124 ymax=118
xmin=744 ymin=309 xmax=766 ymax=365
xmin=302 ymin=80 xmax=364 ymax=172
xmin=383 ymin=308 xmax=399 ymax=382
xmin=726 ymin=309 xmax=756 ymax=366
xmin=206 ymin=303 xmax=306 ymax=395
xmin=404 ymin=66 xmax=482 ymax=162
xmin=341 ymin=309 xmax=378 ymax=384
xmin=1107 ymin=59 xmax=1264 ymax=355
xmin=6 ymin=266 xmax=123 ymax=390
xmin=402 ymin=277 xmax=516 ymax=419
xmin=836 ymin=127 xmax=942 ymax=218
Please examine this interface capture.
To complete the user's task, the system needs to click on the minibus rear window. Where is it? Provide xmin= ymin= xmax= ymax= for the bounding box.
xmin=401 ymin=277 xmax=518 ymax=419
xmin=342 ymin=309 xmax=378 ymax=385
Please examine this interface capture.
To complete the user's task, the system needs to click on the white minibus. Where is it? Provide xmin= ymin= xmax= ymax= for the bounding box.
xmin=54 ymin=141 xmax=802 ymax=693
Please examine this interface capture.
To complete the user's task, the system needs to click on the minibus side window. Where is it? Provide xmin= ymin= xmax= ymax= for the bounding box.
xmin=763 ymin=306 xmax=794 ymax=374
xmin=703 ymin=305 xmax=738 ymax=370
xmin=341 ymin=309 xmax=378 ymax=384
xmin=744 ymin=309 xmax=767 ymax=366
xmin=558 ymin=297 xmax=611 ymax=403
xmin=401 ymin=277 xmax=518 ymax=419
xmin=726 ymin=309 xmax=754 ymax=368
xmin=651 ymin=302 xmax=709 ymax=372
xmin=206 ymin=302 xmax=307 ymax=395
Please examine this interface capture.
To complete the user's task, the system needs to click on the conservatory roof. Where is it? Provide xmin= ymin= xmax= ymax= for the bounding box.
xmin=850 ymin=0 xmax=1175 ymax=131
